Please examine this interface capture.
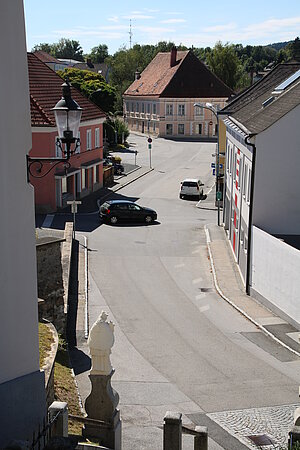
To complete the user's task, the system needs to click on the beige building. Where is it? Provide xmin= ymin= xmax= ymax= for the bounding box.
xmin=123 ymin=47 xmax=233 ymax=138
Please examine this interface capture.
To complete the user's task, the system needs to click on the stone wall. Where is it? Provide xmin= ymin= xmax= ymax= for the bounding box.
xmin=36 ymin=237 xmax=65 ymax=334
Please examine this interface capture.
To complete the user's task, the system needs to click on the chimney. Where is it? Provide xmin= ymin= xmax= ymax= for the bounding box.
xmin=87 ymin=58 xmax=94 ymax=68
xmin=135 ymin=70 xmax=141 ymax=80
xmin=170 ymin=46 xmax=177 ymax=67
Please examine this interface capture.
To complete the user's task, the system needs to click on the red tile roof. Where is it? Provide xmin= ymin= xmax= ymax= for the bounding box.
xmin=33 ymin=51 xmax=61 ymax=64
xmin=124 ymin=50 xmax=233 ymax=98
xmin=28 ymin=53 xmax=106 ymax=127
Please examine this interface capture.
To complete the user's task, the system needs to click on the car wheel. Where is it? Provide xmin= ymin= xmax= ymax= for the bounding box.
xmin=110 ymin=215 xmax=118 ymax=224
xmin=145 ymin=215 xmax=153 ymax=224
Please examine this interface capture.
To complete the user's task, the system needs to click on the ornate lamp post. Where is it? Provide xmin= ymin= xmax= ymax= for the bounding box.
xmin=27 ymin=80 xmax=82 ymax=180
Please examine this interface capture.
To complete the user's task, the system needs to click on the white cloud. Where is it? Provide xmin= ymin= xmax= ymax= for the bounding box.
xmin=108 ymin=16 xmax=119 ymax=23
xmin=123 ymin=14 xmax=153 ymax=20
xmin=160 ymin=18 xmax=186 ymax=24
xmin=203 ymin=23 xmax=237 ymax=33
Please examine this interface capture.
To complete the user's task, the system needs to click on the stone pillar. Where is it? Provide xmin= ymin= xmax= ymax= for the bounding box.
xmin=48 ymin=401 xmax=68 ymax=437
xmin=163 ymin=411 xmax=182 ymax=450
xmin=82 ymin=312 xmax=121 ymax=449
xmin=194 ymin=426 xmax=208 ymax=450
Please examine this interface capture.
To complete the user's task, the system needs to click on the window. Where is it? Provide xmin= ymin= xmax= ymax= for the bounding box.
xmin=166 ymin=124 xmax=173 ymax=135
xmin=95 ymin=128 xmax=100 ymax=148
xmin=198 ymin=124 xmax=202 ymax=135
xmin=126 ymin=102 xmax=129 ymax=112
xmin=87 ymin=129 xmax=92 ymax=150
xmin=247 ymin=169 xmax=251 ymax=202
xmin=166 ymin=104 xmax=173 ymax=115
xmin=81 ymin=169 xmax=86 ymax=189
xmin=76 ymin=131 xmax=81 ymax=154
xmin=142 ymin=103 xmax=145 ymax=113
xmin=153 ymin=122 xmax=156 ymax=132
xmin=147 ymin=103 xmax=150 ymax=114
xmin=243 ymin=164 xmax=248 ymax=198
xmin=194 ymin=105 xmax=204 ymax=116
xmin=136 ymin=102 xmax=139 ymax=112
xmin=55 ymin=136 xmax=62 ymax=157
xmin=178 ymin=104 xmax=185 ymax=116
xmin=153 ymin=103 xmax=156 ymax=114
xmin=178 ymin=124 xmax=184 ymax=135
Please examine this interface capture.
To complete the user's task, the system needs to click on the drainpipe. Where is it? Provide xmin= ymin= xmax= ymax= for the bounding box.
xmin=244 ymin=134 xmax=256 ymax=296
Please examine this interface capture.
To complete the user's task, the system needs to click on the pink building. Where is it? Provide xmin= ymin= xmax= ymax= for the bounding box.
xmin=28 ymin=53 xmax=106 ymax=212
xmin=123 ymin=47 xmax=233 ymax=138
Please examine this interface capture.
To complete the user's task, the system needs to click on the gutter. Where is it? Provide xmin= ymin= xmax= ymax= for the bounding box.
xmin=244 ymin=133 xmax=257 ymax=295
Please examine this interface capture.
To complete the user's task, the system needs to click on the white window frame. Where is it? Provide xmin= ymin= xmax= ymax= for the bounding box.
xmin=178 ymin=124 xmax=184 ymax=135
xmin=166 ymin=104 xmax=173 ymax=116
xmin=87 ymin=129 xmax=92 ymax=150
xmin=178 ymin=104 xmax=185 ymax=116
xmin=95 ymin=128 xmax=100 ymax=148
xmin=194 ymin=105 xmax=204 ymax=117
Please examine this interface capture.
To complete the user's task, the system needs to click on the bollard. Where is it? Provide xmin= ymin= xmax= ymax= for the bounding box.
xmin=48 ymin=401 xmax=68 ymax=437
xmin=194 ymin=426 xmax=208 ymax=450
xmin=163 ymin=411 xmax=182 ymax=450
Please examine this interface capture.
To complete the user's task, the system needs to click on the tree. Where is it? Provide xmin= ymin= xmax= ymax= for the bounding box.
xmin=89 ymin=44 xmax=109 ymax=63
xmin=58 ymin=68 xmax=116 ymax=113
xmin=207 ymin=41 xmax=246 ymax=90
xmin=53 ymin=38 xmax=84 ymax=61
xmin=288 ymin=37 xmax=300 ymax=61
xmin=32 ymin=42 xmax=55 ymax=55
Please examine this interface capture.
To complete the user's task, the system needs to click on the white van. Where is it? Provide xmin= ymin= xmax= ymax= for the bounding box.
xmin=179 ymin=178 xmax=204 ymax=199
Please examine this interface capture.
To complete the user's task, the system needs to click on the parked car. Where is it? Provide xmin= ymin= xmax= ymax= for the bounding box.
xmin=179 ymin=178 xmax=204 ymax=199
xmin=99 ymin=200 xmax=157 ymax=225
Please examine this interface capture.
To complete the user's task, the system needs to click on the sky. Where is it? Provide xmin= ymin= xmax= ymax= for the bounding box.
xmin=23 ymin=0 xmax=300 ymax=55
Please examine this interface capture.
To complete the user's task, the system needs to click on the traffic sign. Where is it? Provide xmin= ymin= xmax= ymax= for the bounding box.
xmin=211 ymin=162 xmax=215 ymax=168
xmin=147 ymin=137 xmax=152 ymax=143
xmin=212 ymin=168 xmax=216 ymax=176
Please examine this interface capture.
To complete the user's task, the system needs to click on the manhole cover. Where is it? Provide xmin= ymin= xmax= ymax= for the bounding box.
xmin=247 ymin=434 xmax=275 ymax=446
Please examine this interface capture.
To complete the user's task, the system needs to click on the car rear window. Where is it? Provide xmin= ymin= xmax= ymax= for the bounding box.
xmin=182 ymin=181 xmax=198 ymax=187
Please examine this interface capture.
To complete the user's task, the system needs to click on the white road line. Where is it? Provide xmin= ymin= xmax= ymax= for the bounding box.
xmin=174 ymin=263 xmax=185 ymax=268
xmin=199 ymin=305 xmax=210 ymax=312
xmin=192 ymin=277 xmax=202 ymax=284
xmin=42 ymin=214 xmax=54 ymax=228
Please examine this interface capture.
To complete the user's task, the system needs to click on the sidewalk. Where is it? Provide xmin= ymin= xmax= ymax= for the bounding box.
xmin=206 ymin=223 xmax=300 ymax=357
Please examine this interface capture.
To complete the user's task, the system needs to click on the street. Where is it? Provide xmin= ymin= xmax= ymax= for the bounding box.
xmin=77 ymin=134 xmax=300 ymax=449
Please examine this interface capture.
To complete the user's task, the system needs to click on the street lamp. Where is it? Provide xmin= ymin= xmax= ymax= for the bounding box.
xmin=194 ymin=102 xmax=222 ymax=226
xmin=27 ymin=80 xmax=82 ymax=180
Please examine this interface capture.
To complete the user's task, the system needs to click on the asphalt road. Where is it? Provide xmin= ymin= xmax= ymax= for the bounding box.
xmin=83 ymin=135 xmax=300 ymax=448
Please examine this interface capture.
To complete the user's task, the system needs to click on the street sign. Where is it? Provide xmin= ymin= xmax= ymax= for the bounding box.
xmin=213 ymin=168 xmax=216 ymax=176
xmin=147 ymin=137 xmax=152 ymax=143
xmin=67 ymin=200 xmax=82 ymax=214
xmin=211 ymin=162 xmax=215 ymax=168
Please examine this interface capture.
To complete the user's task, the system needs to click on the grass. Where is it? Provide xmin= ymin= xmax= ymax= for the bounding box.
xmin=54 ymin=337 xmax=84 ymax=435
xmin=39 ymin=322 xmax=54 ymax=367
xmin=39 ymin=324 xmax=84 ymax=436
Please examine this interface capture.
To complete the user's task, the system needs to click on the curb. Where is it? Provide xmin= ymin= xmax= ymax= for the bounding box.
xmin=204 ymin=225 xmax=300 ymax=358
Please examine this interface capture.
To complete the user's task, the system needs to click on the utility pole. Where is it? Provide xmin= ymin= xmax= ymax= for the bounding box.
xmin=129 ymin=19 xmax=133 ymax=49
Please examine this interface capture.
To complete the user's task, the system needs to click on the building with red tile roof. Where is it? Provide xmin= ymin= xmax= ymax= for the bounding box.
xmin=123 ymin=47 xmax=233 ymax=138
xmin=28 ymin=52 xmax=106 ymax=212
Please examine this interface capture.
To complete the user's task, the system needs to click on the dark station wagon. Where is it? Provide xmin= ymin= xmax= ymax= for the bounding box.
xmin=99 ymin=200 xmax=157 ymax=225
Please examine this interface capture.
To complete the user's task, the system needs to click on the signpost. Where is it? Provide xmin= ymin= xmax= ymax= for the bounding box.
xmin=148 ymin=137 xmax=152 ymax=168
xmin=67 ymin=200 xmax=82 ymax=239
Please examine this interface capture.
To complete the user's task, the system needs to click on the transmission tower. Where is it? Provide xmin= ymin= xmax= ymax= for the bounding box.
xmin=129 ymin=19 xmax=133 ymax=49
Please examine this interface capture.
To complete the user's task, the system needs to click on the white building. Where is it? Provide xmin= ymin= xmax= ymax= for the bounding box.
xmin=0 ymin=1 xmax=46 ymax=446
xmin=222 ymin=62 xmax=300 ymax=327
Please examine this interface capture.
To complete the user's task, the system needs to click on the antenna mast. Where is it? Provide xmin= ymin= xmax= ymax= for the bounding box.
xmin=129 ymin=19 xmax=133 ymax=49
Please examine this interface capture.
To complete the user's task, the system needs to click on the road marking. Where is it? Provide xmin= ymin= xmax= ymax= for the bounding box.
xmin=192 ymin=277 xmax=202 ymax=284
xmin=192 ymin=248 xmax=201 ymax=254
xmin=175 ymin=263 xmax=185 ymax=268
xmin=195 ymin=294 xmax=205 ymax=300
xmin=42 ymin=214 xmax=54 ymax=228
xmin=199 ymin=305 xmax=210 ymax=312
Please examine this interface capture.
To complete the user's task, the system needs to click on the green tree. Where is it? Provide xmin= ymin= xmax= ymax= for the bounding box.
xmin=89 ymin=44 xmax=109 ymax=63
xmin=58 ymin=68 xmax=116 ymax=113
xmin=288 ymin=37 xmax=300 ymax=61
xmin=207 ymin=41 xmax=247 ymax=90
xmin=53 ymin=38 xmax=84 ymax=61
xmin=32 ymin=42 xmax=55 ymax=55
